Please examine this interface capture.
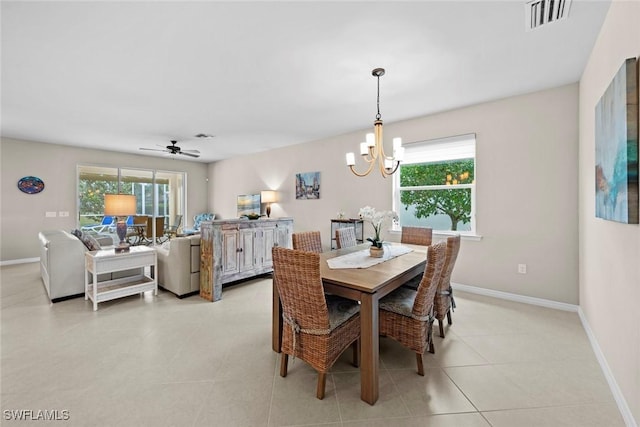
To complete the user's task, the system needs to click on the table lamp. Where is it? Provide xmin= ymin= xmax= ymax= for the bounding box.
xmin=261 ymin=190 xmax=277 ymax=218
xmin=104 ymin=194 xmax=137 ymax=252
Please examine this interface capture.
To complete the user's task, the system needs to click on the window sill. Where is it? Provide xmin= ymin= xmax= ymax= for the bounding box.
xmin=388 ymin=228 xmax=482 ymax=242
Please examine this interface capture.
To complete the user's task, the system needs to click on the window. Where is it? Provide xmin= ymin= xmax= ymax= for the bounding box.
xmin=393 ymin=134 xmax=476 ymax=234
xmin=77 ymin=165 xmax=185 ymax=240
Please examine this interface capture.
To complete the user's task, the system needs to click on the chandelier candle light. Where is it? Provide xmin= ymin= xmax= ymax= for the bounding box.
xmin=346 ymin=68 xmax=404 ymax=178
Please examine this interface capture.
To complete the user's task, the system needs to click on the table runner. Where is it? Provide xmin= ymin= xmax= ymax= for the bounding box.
xmin=326 ymin=245 xmax=413 ymax=269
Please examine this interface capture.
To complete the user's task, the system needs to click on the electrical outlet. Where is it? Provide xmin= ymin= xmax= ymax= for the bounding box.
xmin=59 ymin=211 xmax=69 ymax=217
xmin=518 ymin=264 xmax=527 ymax=274
xmin=45 ymin=211 xmax=57 ymax=218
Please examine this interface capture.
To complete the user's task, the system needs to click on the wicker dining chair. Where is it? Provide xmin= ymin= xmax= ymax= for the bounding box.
xmin=434 ymin=235 xmax=461 ymax=338
xmin=379 ymin=241 xmax=447 ymax=376
xmin=400 ymin=226 xmax=433 ymax=290
xmin=335 ymin=227 xmax=357 ymax=249
xmin=272 ymin=246 xmax=361 ymax=399
xmin=400 ymin=226 xmax=433 ymax=246
xmin=292 ymin=231 xmax=323 ymax=253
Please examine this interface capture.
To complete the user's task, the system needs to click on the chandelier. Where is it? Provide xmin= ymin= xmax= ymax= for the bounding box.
xmin=346 ymin=68 xmax=404 ymax=178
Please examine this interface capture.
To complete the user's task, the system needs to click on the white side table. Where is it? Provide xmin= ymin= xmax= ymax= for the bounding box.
xmin=85 ymin=246 xmax=157 ymax=311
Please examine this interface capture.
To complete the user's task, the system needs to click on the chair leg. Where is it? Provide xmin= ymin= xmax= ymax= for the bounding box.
xmin=352 ymin=339 xmax=360 ymax=368
xmin=447 ymin=310 xmax=453 ymax=325
xmin=428 ymin=321 xmax=435 ymax=354
xmin=316 ymin=372 xmax=326 ymax=399
xmin=280 ymin=354 xmax=288 ymax=377
xmin=439 ymin=319 xmax=445 ymax=338
xmin=416 ymin=353 xmax=425 ymax=376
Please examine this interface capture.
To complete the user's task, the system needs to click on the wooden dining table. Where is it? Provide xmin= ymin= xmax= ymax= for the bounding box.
xmin=271 ymin=242 xmax=428 ymax=405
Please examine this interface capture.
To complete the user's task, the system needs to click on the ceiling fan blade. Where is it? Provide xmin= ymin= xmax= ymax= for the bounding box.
xmin=182 ymin=149 xmax=200 ymax=154
xmin=178 ymin=151 xmax=200 ymax=158
xmin=139 ymin=148 xmax=168 ymax=152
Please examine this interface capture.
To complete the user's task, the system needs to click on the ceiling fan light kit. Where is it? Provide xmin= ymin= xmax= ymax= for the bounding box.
xmin=346 ymin=67 xmax=404 ymax=178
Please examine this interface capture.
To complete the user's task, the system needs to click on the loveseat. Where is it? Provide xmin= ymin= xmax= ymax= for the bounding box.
xmin=38 ymin=230 xmax=140 ymax=302
xmin=156 ymin=235 xmax=200 ymax=298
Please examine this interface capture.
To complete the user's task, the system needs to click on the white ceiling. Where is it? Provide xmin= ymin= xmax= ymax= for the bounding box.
xmin=1 ymin=1 xmax=611 ymax=163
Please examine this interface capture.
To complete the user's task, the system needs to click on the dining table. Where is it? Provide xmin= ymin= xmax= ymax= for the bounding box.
xmin=271 ymin=242 xmax=428 ymax=405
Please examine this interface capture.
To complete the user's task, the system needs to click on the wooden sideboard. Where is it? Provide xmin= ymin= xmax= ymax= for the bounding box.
xmin=199 ymin=218 xmax=293 ymax=301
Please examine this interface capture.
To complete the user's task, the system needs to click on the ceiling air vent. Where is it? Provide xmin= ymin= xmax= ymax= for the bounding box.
xmin=525 ymin=0 xmax=572 ymax=31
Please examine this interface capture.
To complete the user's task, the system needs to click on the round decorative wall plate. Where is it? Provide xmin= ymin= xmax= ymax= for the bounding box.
xmin=17 ymin=176 xmax=45 ymax=194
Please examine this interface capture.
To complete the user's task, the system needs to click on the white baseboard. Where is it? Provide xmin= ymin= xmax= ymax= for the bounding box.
xmin=451 ymin=282 xmax=578 ymax=312
xmin=0 ymin=257 xmax=39 ymax=267
xmin=451 ymin=282 xmax=636 ymax=427
xmin=578 ymin=308 xmax=638 ymax=427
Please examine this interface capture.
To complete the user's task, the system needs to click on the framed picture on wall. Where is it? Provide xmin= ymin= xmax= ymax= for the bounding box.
xmin=295 ymin=171 xmax=320 ymax=200
xmin=237 ymin=194 xmax=261 ymax=217
xmin=595 ymin=57 xmax=639 ymax=224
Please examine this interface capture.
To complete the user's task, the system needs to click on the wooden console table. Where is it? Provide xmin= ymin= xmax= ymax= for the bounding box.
xmin=200 ymin=218 xmax=293 ymax=302
xmin=84 ymin=246 xmax=157 ymax=311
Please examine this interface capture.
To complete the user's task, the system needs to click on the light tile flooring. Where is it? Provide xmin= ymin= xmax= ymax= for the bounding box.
xmin=1 ymin=262 xmax=625 ymax=426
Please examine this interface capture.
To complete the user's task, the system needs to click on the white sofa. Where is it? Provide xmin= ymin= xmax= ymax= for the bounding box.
xmin=38 ymin=230 xmax=141 ymax=302
xmin=156 ymin=235 xmax=200 ymax=298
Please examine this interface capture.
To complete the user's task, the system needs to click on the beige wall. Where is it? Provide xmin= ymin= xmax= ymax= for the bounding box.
xmin=210 ymin=83 xmax=580 ymax=304
xmin=0 ymin=138 xmax=209 ymax=261
xmin=579 ymin=0 xmax=640 ymax=423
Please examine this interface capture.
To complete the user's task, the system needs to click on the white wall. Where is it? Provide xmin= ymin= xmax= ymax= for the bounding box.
xmin=209 ymin=83 xmax=580 ymax=304
xmin=579 ymin=0 xmax=640 ymax=423
xmin=0 ymin=138 xmax=209 ymax=261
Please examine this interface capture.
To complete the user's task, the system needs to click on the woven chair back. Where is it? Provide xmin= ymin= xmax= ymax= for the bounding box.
xmin=335 ymin=227 xmax=357 ymax=249
xmin=412 ymin=241 xmax=447 ymax=319
xmin=438 ymin=235 xmax=461 ymax=291
xmin=434 ymin=235 xmax=461 ymax=317
xmin=401 ymin=226 xmax=433 ymax=246
xmin=272 ymin=246 xmax=330 ymax=330
xmin=292 ymin=231 xmax=323 ymax=253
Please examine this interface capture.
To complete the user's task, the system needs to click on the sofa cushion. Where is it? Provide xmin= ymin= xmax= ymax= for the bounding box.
xmin=190 ymin=245 xmax=200 ymax=273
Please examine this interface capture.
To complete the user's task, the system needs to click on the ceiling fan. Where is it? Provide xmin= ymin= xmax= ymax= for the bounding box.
xmin=139 ymin=140 xmax=201 ymax=158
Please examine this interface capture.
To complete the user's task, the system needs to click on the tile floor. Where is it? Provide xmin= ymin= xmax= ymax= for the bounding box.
xmin=0 ymin=262 xmax=625 ymax=426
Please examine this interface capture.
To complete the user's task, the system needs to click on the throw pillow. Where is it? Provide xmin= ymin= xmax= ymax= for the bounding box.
xmin=82 ymin=233 xmax=102 ymax=251
xmin=71 ymin=229 xmax=101 ymax=251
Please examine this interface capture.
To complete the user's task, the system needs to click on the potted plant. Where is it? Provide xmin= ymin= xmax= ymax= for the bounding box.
xmin=359 ymin=206 xmax=398 ymax=257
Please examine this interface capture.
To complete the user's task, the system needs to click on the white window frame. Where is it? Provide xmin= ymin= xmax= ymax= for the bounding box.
xmin=392 ymin=133 xmax=480 ymax=240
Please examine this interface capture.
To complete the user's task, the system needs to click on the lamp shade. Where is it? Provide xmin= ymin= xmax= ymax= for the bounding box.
xmin=104 ymin=194 xmax=136 ymax=216
xmin=260 ymin=190 xmax=277 ymax=204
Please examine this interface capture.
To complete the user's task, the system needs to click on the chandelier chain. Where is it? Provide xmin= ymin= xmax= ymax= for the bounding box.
xmin=376 ymin=74 xmax=381 ymax=121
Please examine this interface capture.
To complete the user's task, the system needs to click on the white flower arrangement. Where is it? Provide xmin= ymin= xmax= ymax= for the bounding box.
xmin=359 ymin=206 xmax=398 ymax=248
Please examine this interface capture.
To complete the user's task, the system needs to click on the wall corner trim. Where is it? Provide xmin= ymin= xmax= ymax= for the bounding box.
xmin=578 ymin=308 xmax=638 ymax=427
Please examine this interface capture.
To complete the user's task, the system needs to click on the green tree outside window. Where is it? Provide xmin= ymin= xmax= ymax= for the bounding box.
xmin=399 ymin=158 xmax=474 ymax=231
